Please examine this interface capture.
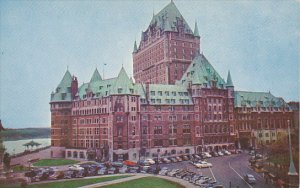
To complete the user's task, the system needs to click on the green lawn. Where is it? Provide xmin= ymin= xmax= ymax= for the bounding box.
xmin=100 ymin=177 xmax=184 ymax=188
xmin=32 ymin=159 xmax=79 ymax=166
xmin=12 ymin=165 xmax=31 ymax=172
xmin=1 ymin=175 xmax=132 ymax=188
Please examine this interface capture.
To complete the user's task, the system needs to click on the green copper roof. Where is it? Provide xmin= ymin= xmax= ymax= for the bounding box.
xmin=78 ymin=67 xmax=137 ymax=99
xmin=90 ymin=68 xmax=102 ymax=82
xmin=178 ymin=53 xmax=226 ymax=89
xmin=226 ymin=71 xmax=234 ymax=87
xmin=110 ymin=67 xmax=135 ymax=95
xmin=194 ymin=21 xmax=200 ymax=37
xmin=234 ymin=91 xmax=290 ymax=108
xmin=149 ymin=1 xmax=193 ymax=34
xmin=50 ymin=70 xmax=72 ymax=102
xmin=133 ymin=40 xmax=138 ymax=53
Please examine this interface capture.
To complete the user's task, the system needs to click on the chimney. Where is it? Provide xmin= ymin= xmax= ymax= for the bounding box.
xmin=71 ymin=76 xmax=78 ymax=99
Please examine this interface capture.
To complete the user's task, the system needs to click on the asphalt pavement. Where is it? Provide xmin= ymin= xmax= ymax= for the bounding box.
xmin=158 ymin=152 xmax=276 ymax=188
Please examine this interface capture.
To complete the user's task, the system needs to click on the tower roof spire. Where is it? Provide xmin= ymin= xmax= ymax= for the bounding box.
xmin=226 ymin=70 xmax=234 ymax=87
xmin=133 ymin=40 xmax=138 ymax=53
xmin=194 ymin=21 xmax=200 ymax=37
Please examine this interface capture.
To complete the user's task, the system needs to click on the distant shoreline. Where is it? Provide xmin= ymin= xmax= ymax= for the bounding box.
xmin=0 ymin=127 xmax=50 ymax=141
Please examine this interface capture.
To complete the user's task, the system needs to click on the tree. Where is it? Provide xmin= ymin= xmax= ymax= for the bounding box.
xmin=3 ymin=152 xmax=11 ymax=171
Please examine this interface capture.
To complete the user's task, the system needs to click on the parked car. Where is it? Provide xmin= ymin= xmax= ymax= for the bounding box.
xmin=69 ymin=165 xmax=84 ymax=171
xmin=176 ymin=171 xmax=188 ymax=179
xmin=176 ymin=156 xmax=183 ymax=162
xmin=48 ymin=171 xmax=64 ymax=180
xmin=191 ymin=174 xmax=203 ymax=184
xmin=183 ymin=172 xmax=195 ymax=182
xmin=217 ymin=151 xmax=224 ymax=156
xmin=203 ymin=152 xmax=212 ymax=158
xmin=119 ymin=166 xmax=129 ymax=173
xmin=223 ymin=150 xmax=231 ymax=155
xmin=75 ymin=170 xmax=84 ymax=178
xmin=170 ymin=157 xmax=178 ymax=163
xmin=182 ymin=155 xmax=189 ymax=161
xmin=194 ymin=161 xmax=213 ymax=168
xmin=144 ymin=158 xmax=156 ymax=165
xmin=195 ymin=177 xmax=212 ymax=185
xmin=108 ymin=167 xmax=118 ymax=174
xmin=167 ymin=169 xmax=181 ymax=177
xmin=112 ymin=162 xmax=123 ymax=168
xmin=162 ymin=158 xmax=171 ymax=163
xmin=98 ymin=167 xmax=108 ymax=175
xmin=138 ymin=159 xmax=150 ymax=166
xmin=159 ymin=167 xmax=169 ymax=176
xmin=210 ymin=151 xmax=219 ymax=157
xmin=244 ymin=174 xmax=256 ymax=184
xmin=194 ymin=154 xmax=202 ymax=160
xmin=128 ymin=166 xmax=140 ymax=173
xmin=64 ymin=170 xmax=73 ymax=179
xmin=140 ymin=166 xmax=151 ymax=173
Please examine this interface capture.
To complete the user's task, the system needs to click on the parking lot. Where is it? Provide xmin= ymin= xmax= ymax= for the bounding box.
xmin=158 ymin=152 xmax=275 ymax=188
xmin=21 ymin=150 xmax=278 ymax=188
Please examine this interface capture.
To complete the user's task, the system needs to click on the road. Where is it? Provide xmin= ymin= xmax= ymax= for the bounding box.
xmin=158 ymin=152 xmax=275 ymax=188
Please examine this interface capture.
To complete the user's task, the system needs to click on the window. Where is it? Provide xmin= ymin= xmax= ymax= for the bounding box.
xmin=150 ymin=91 xmax=155 ymax=96
xmin=154 ymin=126 xmax=162 ymax=134
xmin=196 ymin=126 xmax=200 ymax=136
xmin=158 ymin=91 xmax=162 ymax=96
xmin=169 ymin=139 xmax=177 ymax=146
xmin=116 ymin=116 xmax=123 ymax=122
xmin=154 ymin=139 xmax=163 ymax=147
xmin=117 ymin=127 xmax=122 ymax=136
xmin=169 ymin=124 xmax=177 ymax=134
xmin=265 ymin=133 xmax=269 ymax=137
xmin=132 ymin=127 xmax=136 ymax=135
xmin=142 ymin=126 xmax=147 ymax=134
xmin=183 ymin=125 xmax=191 ymax=133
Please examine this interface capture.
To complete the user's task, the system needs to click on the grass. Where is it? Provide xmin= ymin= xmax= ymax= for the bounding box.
xmin=100 ymin=177 xmax=184 ymax=188
xmin=12 ymin=165 xmax=31 ymax=172
xmin=32 ymin=159 xmax=79 ymax=166
xmin=1 ymin=175 xmax=132 ymax=188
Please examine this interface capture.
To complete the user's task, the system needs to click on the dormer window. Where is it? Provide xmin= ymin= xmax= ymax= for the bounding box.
xmin=130 ymin=89 xmax=134 ymax=94
xmin=118 ymin=88 xmax=123 ymax=94
xmin=99 ymin=86 xmax=103 ymax=90
xmin=150 ymin=91 xmax=155 ymax=96
xmin=61 ymin=93 xmax=66 ymax=100
xmin=56 ymin=87 xmax=61 ymax=93
xmin=107 ymin=84 xmax=111 ymax=88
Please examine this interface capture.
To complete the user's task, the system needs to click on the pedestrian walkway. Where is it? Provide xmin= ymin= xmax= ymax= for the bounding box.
xmin=79 ymin=174 xmax=198 ymax=188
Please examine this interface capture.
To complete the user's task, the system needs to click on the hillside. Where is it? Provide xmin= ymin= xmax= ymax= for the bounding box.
xmin=0 ymin=128 xmax=50 ymax=141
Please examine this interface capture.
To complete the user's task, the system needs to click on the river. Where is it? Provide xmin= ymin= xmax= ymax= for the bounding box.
xmin=3 ymin=138 xmax=51 ymax=155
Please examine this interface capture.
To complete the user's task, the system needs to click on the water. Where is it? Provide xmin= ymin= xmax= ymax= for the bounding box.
xmin=3 ymin=138 xmax=51 ymax=155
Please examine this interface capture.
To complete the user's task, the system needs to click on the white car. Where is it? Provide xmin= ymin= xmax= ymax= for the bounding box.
xmin=194 ymin=161 xmax=212 ymax=168
xmin=218 ymin=151 xmax=224 ymax=156
xmin=203 ymin=152 xmax=212 ymax=158
xmin=144 ymin=158 xmax=156 ymax=165
xmin=224 ymin=150 xmax=231 ymax=155
xmin=68 ymin=165 xmax=84 ymax=171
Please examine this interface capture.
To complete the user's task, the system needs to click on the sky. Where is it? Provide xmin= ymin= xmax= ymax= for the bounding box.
xmin=0 ymin=0 xmax=299 ymax=128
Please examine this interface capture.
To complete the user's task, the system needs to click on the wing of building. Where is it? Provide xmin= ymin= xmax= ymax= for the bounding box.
xmin=50 ymin=1 xmax=294 ymax=161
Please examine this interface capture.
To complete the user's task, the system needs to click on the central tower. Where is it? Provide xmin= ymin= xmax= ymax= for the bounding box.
xmin=133 ymin=1 xmax=200 ymax=84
